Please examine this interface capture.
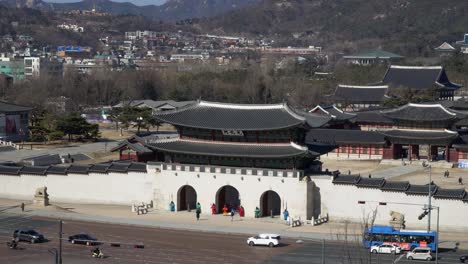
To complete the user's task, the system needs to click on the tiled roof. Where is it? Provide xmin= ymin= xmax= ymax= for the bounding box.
xmin=332 ymin=175 xmax=361 ymax=185
xmin=405 ymin=184 xmax=437 ymax=196
xmin=306 ymin=129 xmax=386 ymax=145
xmin=0 ymin=165 xmax=22 ymax=175
xmin=343 ymin=49 xmax=403 ymax=59
xmin=382 ymin=103 xmax=459 ymax=122
xmin=47 ymin=166 xmax=68 ymax=175
xmin=153 ymin=100 xmax=329 ymax=131
xmin=128 ymin=162 xmax=147 ymax=172
xmin=67 ymin=165 xmax=91 ymax=174
xmin=380 ymin=181 xmax=410 ymax=192
xmin=309 ymin=105 xmax=356 ymax=121
xmin=330 ymin=85 xmax=388 ymax=103
xmin=88 ymin=164 xmax=109 ymax=173
xmin=433 ymin=188 xmax=466 ymax=199
xmin=0 ymin=101 xmax=33 ymax=113
xmin=108 ymin=163 xmax=130 ymax=173
xmin=381 ymin=65 xmax=461 ymax=91
xmin=356 ymin=178 xmax=386 ymax=188
xmin=354 ymin=110 xmax=394 ymax=124
xmin=21 ymin=166 xmax=49 ymax=175
xmin=463 ymin=193 xmax=468 ymax=203
xmin=147 ymin=139 xmax=314 ymax=158
xmin=382 ymin=130 xmax=458 ymax=145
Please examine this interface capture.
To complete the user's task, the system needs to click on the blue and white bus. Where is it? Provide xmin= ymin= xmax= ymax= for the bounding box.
xmin=363 ymin=225 xmax=437 ymax=251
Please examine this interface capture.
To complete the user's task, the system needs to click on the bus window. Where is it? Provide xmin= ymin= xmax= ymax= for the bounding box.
xmin=399 ymin=235 xmax=410 ymax=243
xmin=372 ymin=234 xmax=383 ymax=241
xmin=383 ymin=234 xmax=392 ymax=242
xmin=392 ymin=235 xmax=400 ymax=242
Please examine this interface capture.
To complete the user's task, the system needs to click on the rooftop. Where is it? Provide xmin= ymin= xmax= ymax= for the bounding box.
xmin=343 ymin=50 xmax=403 ymax=59
xmin=0 ymin=101 xmax=33 ymax=113
xmin=381 ymin=103 xmax=460 ymax=123
xmin=329 ymin=85 xmax=389 ymax=103
xmin=153 ymin=100 xmax=330 ymax=131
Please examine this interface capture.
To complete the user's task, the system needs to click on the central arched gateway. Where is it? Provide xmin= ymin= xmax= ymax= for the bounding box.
xmin=260 ymin=190 xmax=281 ymax=217
xmin=215 ymin=185 xmax=240 ymax=213
xmin=177 ymin=185 xmax=197 ymax=211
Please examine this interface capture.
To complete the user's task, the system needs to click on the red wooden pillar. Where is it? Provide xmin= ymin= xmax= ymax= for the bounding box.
xmin=408 ymin=145 xmax=412 ymax=161
xmin=358 ymin=144 xmax=361 ymax=158
xmin=445 ymin=145 xmax=450 ymax=162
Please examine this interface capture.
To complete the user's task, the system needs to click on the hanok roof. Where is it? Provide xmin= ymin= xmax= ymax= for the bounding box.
xmin=354 ymin=109 xmax=394 ymax=124
xmin=435 ymin=42 xmax=456 ymax=51
xmin=405 ymin=184 xmax=437 ymax=196
xmin=0 ymin=101 xmax=33 ymax=113
xmin=382 ymin=129 xmax=458 ymax=145
xmin=329 ymin=85 xmax=389 ymax=103
xmin=343 ymin=50 xmax=403 ymax=59
xmin=21 ymin=166 xmax=49 ymax=175
xmin=153 ymin=100 xmax=329 ymax=131
xmin=380 ymin=181 xmax=410 ymax=192
xmin=113 ymin=100 xmax=194 ymax=110
xmin=331 ymin=175 xmax=361 ymax=185
xmin=433 ymin=188 xmax=466 ymax=200
xmin=147 ymin=139 xmax=314 ymax=158
xmin=380 ymin=65 xmax=461 ymax=91
xmin=381 ymin=103 xmax=460 ymax=123
xmin=306 ymin=129 xmax=386 ymax=145
xmin=309 ymin=105 xmax=356 ymax=121
xmin=0 ymin=165 xmax=22 ymax=175
xmin=356 ymin=178 xmax=386 ymax=188
xmin=110 ymin=140 xmax=153 ymax=154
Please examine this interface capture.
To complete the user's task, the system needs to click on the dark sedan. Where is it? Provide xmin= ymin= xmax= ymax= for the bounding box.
xmin=461 ymin=254 xmax=468 ymax=263
xmin=68 ymin=234 xmax=98 ymax=246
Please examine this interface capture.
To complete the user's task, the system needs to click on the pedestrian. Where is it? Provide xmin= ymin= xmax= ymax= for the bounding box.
xmin=20 ymin=202 xmax=24 ymax=212
xmin=348 ymin=170 xmax=351 ymax=175
xmin=211 ymin=203 xmax=216 ymax=215
xmin=169 ymin=201 xmax=175 ymax=212
xmin=254 ymin=207 xmax=261 ymax=218
xmin=230 ymin=207 xmax=235 ymax=222
xmin=283 ymin=209 xmax=289 ymax=221
xmin=195 ymin=202 xmax=201 ymax=221
xmin=222 ymin=204 xmax=228 ymax=216
xmin=239 ymin=205 xmax=245 ymax=217
xmin=446 ymin=170 xmax=450 ymax=178
xmin=459 ymin=177 xmax=464 ymax=185
xmin=368 ymin=174 xmax=371 ymax=178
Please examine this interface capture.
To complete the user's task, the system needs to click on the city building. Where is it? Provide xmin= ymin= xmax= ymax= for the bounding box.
xmin=24 ymin=57 xmax=64 ymax=78
xmin=343 ymin=49 xmax=403 ymax=65
xmin=0 ymin=101 xmax=33 ymax=142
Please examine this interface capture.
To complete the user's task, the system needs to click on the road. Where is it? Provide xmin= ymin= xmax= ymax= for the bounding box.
xmin=0 ymin=213 xmax=465 ymax=264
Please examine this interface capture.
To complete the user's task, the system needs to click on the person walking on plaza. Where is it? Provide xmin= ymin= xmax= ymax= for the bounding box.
xmin=195 ymin=202 xmax=201 ymax=221
xmin=20 ymin=202 xmax=25 ymax=212
xmin=459 ymin=177 xmax=464 ymax=185
xmin=211 ymin=203 xmax=216 ymax=215
xmin=222 ymin=204 xmax=228 ymax=216
xmin=255 ymin=207 xmax=261 ymax=218
xmin=238 ymin=205 xmax=245 ymax=217
xmin=169 ymin=201 xmax=175 ymax=212
xmin=230 ymin=207 xmax=236 ymax=222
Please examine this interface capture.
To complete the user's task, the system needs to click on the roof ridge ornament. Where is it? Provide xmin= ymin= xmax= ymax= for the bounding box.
xmin=390 ymin=65 xmax=443 ymax=70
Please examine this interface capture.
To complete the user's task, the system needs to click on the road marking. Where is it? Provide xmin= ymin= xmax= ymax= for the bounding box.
xmin=393 ymin=254 xmax=404 ymax=263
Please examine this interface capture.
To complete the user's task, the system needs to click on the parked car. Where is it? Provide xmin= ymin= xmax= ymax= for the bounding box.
xmin=370 ymin=243 xmax=401 ymax=254
xmin=460 ymin=254 xmax=468 ymax=263
xmin=247 ymin=234 xmax=280 ymax=247
xmin=406 ymin=247 xmax=433 ymax=261
xmin=68 ymin=234 xmax=98 ymax=245
xmin=13 ymin=229 xmax=45 ymax=243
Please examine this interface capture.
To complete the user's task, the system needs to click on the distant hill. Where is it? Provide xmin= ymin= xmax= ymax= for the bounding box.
xmin=196 ymin=0 xmax=468 ymax=56
xmin=0 ymin=0 xmax=259 ymax=20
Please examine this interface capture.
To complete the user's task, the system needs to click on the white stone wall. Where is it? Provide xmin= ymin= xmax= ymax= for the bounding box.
xmin=149 ymin=163 xmax=311 ymax=220
xmin=0 ymin=172 xmax=153 ymax=205
xmin=313 ymin=176 xmax=468 ymax=230
xmin=321 ymin=153 xmax=383 ymax=161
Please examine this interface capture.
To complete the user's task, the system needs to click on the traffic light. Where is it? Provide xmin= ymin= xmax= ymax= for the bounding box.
xmin=418 ymin=210 xmax=429 ymax=220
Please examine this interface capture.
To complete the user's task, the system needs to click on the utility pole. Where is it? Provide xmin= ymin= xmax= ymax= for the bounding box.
xmin=59 ymin=220 xmax=63 ymax=264
xmin=427 ymin=165 xmax=432 ymax=232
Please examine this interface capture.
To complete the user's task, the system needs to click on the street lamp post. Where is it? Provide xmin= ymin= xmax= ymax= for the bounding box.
xmin=137 ymin=116 xmax=143 ymax=135
xmin=423 ymin=162 xmax=432 ymax=232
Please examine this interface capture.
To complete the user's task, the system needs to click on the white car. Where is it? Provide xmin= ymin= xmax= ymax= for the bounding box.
xmin=247 ymin=234 xmax=281 ymax=247
xmin=370 ymin=244 xmax=401 ymax=254
xmin=406 ymin=247 xmax=433 ymax=261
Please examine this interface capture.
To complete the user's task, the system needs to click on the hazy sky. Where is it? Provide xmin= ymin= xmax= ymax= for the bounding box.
xmin=43 ymin=0 xmax=167 ymax=6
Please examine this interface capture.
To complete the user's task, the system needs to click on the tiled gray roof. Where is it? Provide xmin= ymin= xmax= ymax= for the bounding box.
xmin=67 ymin=165 xmax=90 ymax=174
xmin=128 ymin=162 xmax=147 ymax=172
xmin=463 ymin=193 xmax=468 ymax=203
xmin=332 ymin=175 xmax=361 ymax=185
xmin=306 ymin=129 xmax=386 ymax=145
xmin=47 ymin=166 xmax=68 ymax=175
xmin=110 ymin=141 xmax=153 ymax=153
xmin=147 ymin=139 xmax=313 ymax=158
xmin=381 ymin=181 xmax=410 ymax=192
xmin=381 ymin=66 xmax=461 ymax=91
xmin=21 ymin=166 xmax=49 ymax=175
xmin=0 ymin=101 xmax=33 ymax=113
xmin=88 ymin=164 xmax=110 ymax=173
xmin=382 ymin=130 xmax=458 ymax=145
xmin=433 ymin=188 xmax=466 ymax=199
xmin=0 ymin=165 xmax=22 ymax=175
xmin=153 ymin=100 xmax=327 ymax=130
xmin=310 ymin=105 xmax=356 ymax=121
xmin=108 ymin=163 xmax=130 ymax=173
xmin=382 ymin=103 xmax=459 ymax=122
xmin=356 ymin=178 xmax=386 ymax=188
xmin=331 ymin=85 xmax=388 ymax=103
xmin=405 ymin=184 xmax=437 ymax=196
xmin=354 ymin=110 xmax=394 ymax=124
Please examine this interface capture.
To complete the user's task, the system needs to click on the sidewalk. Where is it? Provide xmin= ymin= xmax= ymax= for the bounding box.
xmin=1 ymin=198 xmax=467 ymax=249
